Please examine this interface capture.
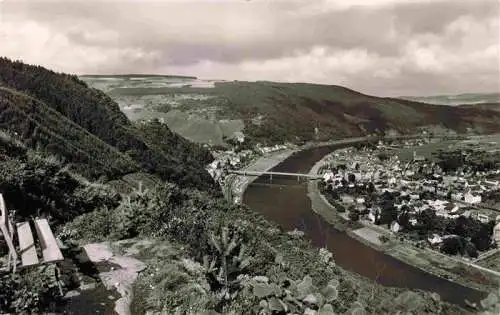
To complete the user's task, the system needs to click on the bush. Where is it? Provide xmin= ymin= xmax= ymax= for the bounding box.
xmin=348 ymin=210 xmax=360 ymax=222
xmin=0 ymin=265 xmax=65 ymax=314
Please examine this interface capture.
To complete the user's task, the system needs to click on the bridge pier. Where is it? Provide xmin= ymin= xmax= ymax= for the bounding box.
xmin=269 ymin=173 xmax=272 ymax=182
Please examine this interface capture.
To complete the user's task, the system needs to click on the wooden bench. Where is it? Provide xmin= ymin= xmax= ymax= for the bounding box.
xmin=0 ymin=193 xmax=63 ymax=273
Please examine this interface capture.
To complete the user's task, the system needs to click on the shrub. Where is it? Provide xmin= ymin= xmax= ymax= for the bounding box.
xmin=0 ymin=265 xmax=65 ymax=314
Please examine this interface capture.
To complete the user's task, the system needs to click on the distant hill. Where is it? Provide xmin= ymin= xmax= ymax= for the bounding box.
xmin=0 ymin=57 xmax=217 ymax=194
xmin=105 ymin=81 xmax=500 ymax=145
xmin=399 ymin=93 xmax=500 ymax=106
xmin=80 ymin=74 xmax=197 ymax=80
xmin=458 ymin=102 xmax=500 ymax=112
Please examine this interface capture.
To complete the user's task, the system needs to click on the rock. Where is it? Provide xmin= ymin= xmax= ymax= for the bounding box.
xmin=304 ymin=308 xmax=317 ymax=315
xmin=82 ymin=241 xmax=147 ymax=315
xmin=80 ymin=283 xmax=97 ymax=291
xmin=303 ymin=294 xmax=318 ymax=305
xmin=83 ymin=243 xmax=113 ymax=262
xmin=253 ymin=276 xmax=269 ymax=283
xmin=64 ymin=290 xmax=81 ymax=298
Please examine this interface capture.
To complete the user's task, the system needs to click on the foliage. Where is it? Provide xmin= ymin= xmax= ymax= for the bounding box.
xmin=238 ymin=275 xmax=341 ymax=314
xmin=0 ymin=146 xmax=121 ymax=224
xmin=132 ymin=259 xmax=217 ymax=314
xmin=348 ymin=209 xmax=360 ymax=222
xmin=0 ymin=57 xmax=219 ymax=193
xmin=202 ymin=227 xmax=252 ymax=303
xmin=0 ymin=265 xmax=65 ymax=314
xmin=480 ymin=286 xmax=500 ymax=315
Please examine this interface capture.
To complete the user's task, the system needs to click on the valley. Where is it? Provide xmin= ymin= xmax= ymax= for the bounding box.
xmin=0 ymin=58 xmax=499 ymax=314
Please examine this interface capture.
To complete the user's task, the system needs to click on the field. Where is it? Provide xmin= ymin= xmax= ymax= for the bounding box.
xmin=393 ymin=134 xmax=500 ymax=162
xmin=80 ymin=76 xmax=243 ymax=146
xmin=81 ymin=76 xmax=500 ymax=147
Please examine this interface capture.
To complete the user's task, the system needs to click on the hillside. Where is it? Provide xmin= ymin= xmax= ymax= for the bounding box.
xmin=0 ymin=57 xmax=217 ymax=193
xmin=101 ymin=80 xmax=500 ymax=145
xmin=0 ymin=59 xmax=493 ymax=314
xmin=400 ymin=93 xmax=500 ymax=106
xmin=458 ymin=103 xmax=500 ymax=112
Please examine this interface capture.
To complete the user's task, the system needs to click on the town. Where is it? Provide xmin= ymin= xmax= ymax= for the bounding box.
xmin=317 ymin=138 xmax=500 ymax=259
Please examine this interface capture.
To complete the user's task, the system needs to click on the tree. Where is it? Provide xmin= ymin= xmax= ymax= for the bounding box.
xmin=341 ymin=178 xmax=348 ymax=187
xmin=330 ymin=189 xmax=340 ymax=200
xmin=348 ymin=173 xmax=356 ymax=183
xmin=471 ymin=221 xmax=495 ymax=251
xmin=348 ymin=209 xmax=360 ymax=221
xmin=397 ymin=209 xmax=412 ymax=231
xmin=465 ymin=242 xmax=479 ymax=258
xmin=380 ymin=201 xmax=398 ymax=227
xmin=417 ymin=208 xmax=438 ymax=231
xmin=377 ymin=152 xmax=389 ymax=161
xmin=440 ymin=237 xmax=462 ymax=255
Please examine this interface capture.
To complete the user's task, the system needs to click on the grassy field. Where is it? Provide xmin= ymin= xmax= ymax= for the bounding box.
xmin=392 ymin=134 xmax=500 ymax=162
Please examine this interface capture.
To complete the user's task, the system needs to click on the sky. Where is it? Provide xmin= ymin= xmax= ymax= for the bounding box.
xmin=0 ymin=0 xmax=499 ymax=97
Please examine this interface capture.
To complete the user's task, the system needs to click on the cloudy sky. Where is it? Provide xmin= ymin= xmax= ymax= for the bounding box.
xmin=1 ymin=0 xmax=499 ymax=96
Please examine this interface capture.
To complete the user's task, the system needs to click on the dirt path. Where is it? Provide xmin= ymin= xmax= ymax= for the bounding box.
xmin=83 ymin=242 xmax=147 ymax=315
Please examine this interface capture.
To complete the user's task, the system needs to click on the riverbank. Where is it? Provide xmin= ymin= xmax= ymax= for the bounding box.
xmin=226 ymin=148 xmax=298 ymax=204
xmin=307 ymin=150 xmax=500 ymax=294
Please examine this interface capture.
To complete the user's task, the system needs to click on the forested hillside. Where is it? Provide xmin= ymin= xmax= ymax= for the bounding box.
xmin=108 ymin=80 xmax=500 ymax=145
xmin=0 ymin=57 xmax=216 ymax=193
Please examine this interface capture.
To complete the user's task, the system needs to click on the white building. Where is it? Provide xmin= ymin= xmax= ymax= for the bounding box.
xmin=391 ymin=221 xmax=401 ymax=233
xmin=322 ymin=171 xmax=335 ymax=182
xmin=464 ymin=192 xmax=482 ymax=204
xmin=428 ymin=234 xmax=443 ymax=245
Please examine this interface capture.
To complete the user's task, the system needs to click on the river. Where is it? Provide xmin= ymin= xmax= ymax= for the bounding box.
xmin=243 ymin=144 xmax=487 ymax=308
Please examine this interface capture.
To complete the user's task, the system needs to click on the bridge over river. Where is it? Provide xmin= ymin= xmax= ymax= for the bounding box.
xmin=228 ymin=170 xmax=322 ymax=181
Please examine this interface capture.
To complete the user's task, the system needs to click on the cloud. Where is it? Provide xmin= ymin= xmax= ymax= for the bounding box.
xmin=0 ymin=0 xmax=498 ymax=96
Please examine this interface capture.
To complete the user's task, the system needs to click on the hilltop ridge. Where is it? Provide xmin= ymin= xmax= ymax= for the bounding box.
xmin=95 ymin=78 xmax=500 ymax=146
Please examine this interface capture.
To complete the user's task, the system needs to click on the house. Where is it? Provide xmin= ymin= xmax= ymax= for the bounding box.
xmin=484 ymin=180 xmax=499 ymax=190
xmin=341 ymin=195 xmax=355 ymax=204
xmin=445 ymin=203 xmax=460 ymax=214
xmin=436 ymin=188 xmax=448 ymax=197
xmin=476 ymin=213 xmax=491 ymax=223
xmin=322 ymin=171 xmax=335 ymax=182
xmin=410 ymin=194 xmax=420 ymax=200
xmin=464 ymin=191 xmax=482 ymax=204
xmin=422 ymin=184 xmax=435 ymax=192
xmin=451 ymin=192 xmax=464 ymax=201
xmin=428 ymin=234 xmax=443 ymax=246
xmin=390 ymin=221 xmax=401 ymax=233
xmin=413 ymin=151 xmax=425 ymax=161
xmin=368 ymin=211 xmax=379 ymax=223
xmin=428 ymin=199 xmax=448 ymax=211
xmin=405 ymin=170 xmax=415 ymax=177
xmin=356 ymin=197 xmax=365 ymax=204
